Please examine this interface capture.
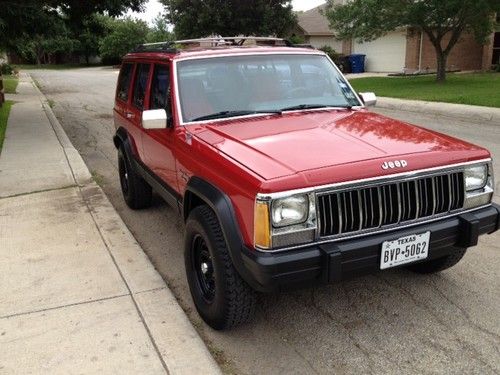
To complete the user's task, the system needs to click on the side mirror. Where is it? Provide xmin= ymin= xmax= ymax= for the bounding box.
xmin=359 ymin=92 xmax=377 ymax=107
xmin=142 ymin=109 xmax=168 ymax=129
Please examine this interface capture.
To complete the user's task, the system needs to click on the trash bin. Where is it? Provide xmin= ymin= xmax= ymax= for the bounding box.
xmin=348 ymin=54 xmax=366 ymax=73
xmin=339 ymin=56 xmax=352 ymax=73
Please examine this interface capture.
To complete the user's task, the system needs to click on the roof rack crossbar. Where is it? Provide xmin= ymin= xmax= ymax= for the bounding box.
xmin=132 ymin=36 xmax=316 ymax=53
xmin=133 ymin=41 xmax=177 ymax=53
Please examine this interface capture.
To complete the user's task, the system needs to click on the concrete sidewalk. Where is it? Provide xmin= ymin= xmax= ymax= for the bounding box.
xmin=0 ymin=74 xmax=221 ymax=374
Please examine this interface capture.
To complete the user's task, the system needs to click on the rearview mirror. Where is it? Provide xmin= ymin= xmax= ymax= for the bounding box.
xmin=359 ymin=92 xmax=377 ymax=107
xmin=142 ymin=109 xmax=168 ymax=129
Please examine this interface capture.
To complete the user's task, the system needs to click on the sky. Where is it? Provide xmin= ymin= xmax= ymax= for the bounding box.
xmin=128 ymin=0 xmax=326 ymax=24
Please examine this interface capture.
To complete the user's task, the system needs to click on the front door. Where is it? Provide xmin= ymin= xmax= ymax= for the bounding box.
xmin=142 ymin=62 xmax=180 ymax=198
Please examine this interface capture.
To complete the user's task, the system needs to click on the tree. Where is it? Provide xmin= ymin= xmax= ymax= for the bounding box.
xmin=99 ymin=18 xmax=149 ymax=64
xmin=147 ymin=15 xmax=174 ymax=43
xmin=72 ymin=15 xmax=110 ymax=65
xmin=0 ymin=0 xmax=147 ymax=58
xmin=161 ymin=0 xmax=297 ymax=39
xmin=324 ymin=0 xmax=500 ymax=82
xmin=3 ymin=7 xmax=78 ymax=65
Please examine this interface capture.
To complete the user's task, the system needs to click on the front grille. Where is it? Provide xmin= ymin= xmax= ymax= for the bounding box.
xmin=317 ymin=171 xmax=465 ymax=238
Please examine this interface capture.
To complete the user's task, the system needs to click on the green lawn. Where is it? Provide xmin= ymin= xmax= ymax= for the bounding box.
xmin=3 ymin=75 xmax=19 ymax=94
xmin=0 ymin=100 xmax=14 ymax=154
xmin=349 ymin=73 xmax=500 ymax=108
xmin=13 ymin=63 xmax=104 ymax=70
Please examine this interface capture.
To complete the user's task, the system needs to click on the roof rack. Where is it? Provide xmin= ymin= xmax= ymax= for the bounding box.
xmin=133 ymin=36 xmax=316 ymax=53
xmin=133 ymin=41 xmax=177 ymax=53
xmin=175 ymin=36 xmax=288 ymax=46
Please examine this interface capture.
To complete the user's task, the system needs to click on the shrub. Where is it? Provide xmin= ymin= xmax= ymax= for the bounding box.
xmin=288 ymin=34 xmax=305 ymax=45
xmin=0 ymin=63 xmax=14 ymax=75
xmin=318 ymin=45 xmax=349 ymax=72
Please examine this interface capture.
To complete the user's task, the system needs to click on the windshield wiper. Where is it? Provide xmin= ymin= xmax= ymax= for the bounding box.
xmin=191 ymin=110 xmax=282 ymax=122
xmin=280 ymin=104 xmax=352 ymax=111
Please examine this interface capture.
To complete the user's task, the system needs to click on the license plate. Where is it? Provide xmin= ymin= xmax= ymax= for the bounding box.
xmin=380 ymin=232 xmax=430 ymax=270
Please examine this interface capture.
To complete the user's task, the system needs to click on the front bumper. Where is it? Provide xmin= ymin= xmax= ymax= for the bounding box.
xmin=240 ymin=204 xmax=500 ymax=292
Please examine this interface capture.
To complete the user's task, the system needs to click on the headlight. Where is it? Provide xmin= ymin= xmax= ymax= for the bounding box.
xmin=463 ymin=162 xmax=494 ymax=210
xmin=271 ymin=195 xmax=309 ymax=227
xmin=465 ymin=164 xmax=488 ymax=191
xmin=254 ymin=192 xmax=317 ymax=250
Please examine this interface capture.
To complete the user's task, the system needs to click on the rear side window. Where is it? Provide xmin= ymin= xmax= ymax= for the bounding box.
xmin=117 ymin=63 xmax=133 ymax=102
xmin=150 ymin=64 xmax=170 ymax=111
xmin=132 ymin=63 xmax=151 ymax=109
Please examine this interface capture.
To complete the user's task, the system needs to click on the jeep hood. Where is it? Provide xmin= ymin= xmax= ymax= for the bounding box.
xmin=194 ymin=110 xmax=488 ymax=182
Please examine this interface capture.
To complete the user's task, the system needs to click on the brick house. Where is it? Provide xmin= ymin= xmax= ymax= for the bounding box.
xmin=295 ymin=4 xmax=499 ymax=73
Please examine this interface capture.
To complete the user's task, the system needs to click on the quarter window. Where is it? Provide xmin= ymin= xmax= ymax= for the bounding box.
xmin=132 ymin=63 xmax=151 ymax=110
xmin=117 ymin=63 xmax=133 ymax=102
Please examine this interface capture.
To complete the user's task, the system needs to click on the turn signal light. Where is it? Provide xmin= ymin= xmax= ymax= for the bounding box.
xmin=254 ymin=201 xmax=271 ymax=249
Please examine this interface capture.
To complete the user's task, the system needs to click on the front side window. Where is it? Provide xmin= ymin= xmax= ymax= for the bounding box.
xmin=177 ymin=54 xmax=361 ymax=123
xmin=132 ymin=63 xmax=151 ymax=110
xmin=117 ymin=63 xmax=133 ymax=102
xmin=150 ymin=64 xmax=170 ymax=112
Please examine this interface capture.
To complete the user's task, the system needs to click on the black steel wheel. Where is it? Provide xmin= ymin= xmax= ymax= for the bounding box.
xmin=117 ymin=146 xmax=152 ymax=210
xmin=185 ymin=205 xmax=257 ymax=330
xmin=192 ymin=234 xmax=216 ymax=303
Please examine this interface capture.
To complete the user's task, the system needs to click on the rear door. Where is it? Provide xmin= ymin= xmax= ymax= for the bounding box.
xmin=128 ymin=62 xmax=152 ymax=159
xmin=142 ymin=62 xmax=180 ymax=197
xmin=114 ymin=62 xmax=138 ymax=150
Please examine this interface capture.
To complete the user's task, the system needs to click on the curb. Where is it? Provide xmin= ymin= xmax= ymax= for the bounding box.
xmin=376 ymin=96 xmax=500 ymax=124
xmin=28 ymin=73 xmax=222 ymax=375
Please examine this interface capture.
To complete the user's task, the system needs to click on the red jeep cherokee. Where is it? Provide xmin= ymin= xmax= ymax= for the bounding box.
xmin=113 ymin=37 xmax=499 ymax=330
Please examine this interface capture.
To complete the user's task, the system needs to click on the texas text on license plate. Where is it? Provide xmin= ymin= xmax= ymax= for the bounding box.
xmin=380 ymin=232 xmax=430 ymax=270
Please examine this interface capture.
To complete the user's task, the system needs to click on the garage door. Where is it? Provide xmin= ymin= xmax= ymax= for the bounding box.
xmin=353 ymin=30 xmax=407 ymax=72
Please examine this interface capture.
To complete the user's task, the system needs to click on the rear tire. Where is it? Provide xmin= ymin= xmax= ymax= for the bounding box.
xmin=407 ymin=248 xmax=467 ymax=274
xmin=118 ymin=146 xmax=152 ymax=209
xmin=185 ymin=205 xmax=257 ymax=330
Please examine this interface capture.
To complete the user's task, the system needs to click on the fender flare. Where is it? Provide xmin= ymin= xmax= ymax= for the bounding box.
xmin=113 ymin=127 xmax=134 ymax=155
xmin=184 ymin=177 xmax=266 ymax=291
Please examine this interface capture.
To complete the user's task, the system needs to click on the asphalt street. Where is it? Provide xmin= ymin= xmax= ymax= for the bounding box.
xmin=31 ymin=67 xmax=500 ymax=375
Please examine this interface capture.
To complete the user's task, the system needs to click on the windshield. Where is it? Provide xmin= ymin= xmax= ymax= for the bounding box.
xmin=176 ymin=54 xmax=361 ymax=123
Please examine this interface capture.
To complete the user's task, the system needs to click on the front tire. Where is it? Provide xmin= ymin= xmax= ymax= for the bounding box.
xmin=407 ymin=248 xmax=467 ymax=274
xmin=185 ymin=205 xmax=257 ymax=330
xmin=118 ymin=146 xmax=152 ymax=209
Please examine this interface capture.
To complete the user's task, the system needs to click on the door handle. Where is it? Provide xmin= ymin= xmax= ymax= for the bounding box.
xmin=125 ymin=112 xmax=135 ymax=119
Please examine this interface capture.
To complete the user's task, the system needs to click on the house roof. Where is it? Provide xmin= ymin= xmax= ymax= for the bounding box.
xmin=297 ymin=3 xmax=339 ymax=36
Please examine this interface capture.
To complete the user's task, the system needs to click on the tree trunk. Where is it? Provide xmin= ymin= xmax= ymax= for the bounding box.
xmin=435 ymin=51 xmax=448 ymax=83
xmin=35 ymin=46 xmax=44 ymax=66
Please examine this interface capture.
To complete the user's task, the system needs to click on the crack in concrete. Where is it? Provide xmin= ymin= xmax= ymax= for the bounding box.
xmin=0 ymin=293 xmax=130 ymax=320
xmin=428 ymin=278 xmax=500 ymax=342
xmin=0 ymin=184 xmax=77 ymax=200
xmin=294 ymin=289 xmax=377 ymax=375
xmin=376 ymin=275 xmax=496 ymax=372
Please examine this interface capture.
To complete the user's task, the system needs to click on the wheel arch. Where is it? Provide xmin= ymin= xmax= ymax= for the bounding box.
xmin=113 ymin=127 xmax=137 ymax=157
xmin=183 ymin=177 xmax=263 ymax=291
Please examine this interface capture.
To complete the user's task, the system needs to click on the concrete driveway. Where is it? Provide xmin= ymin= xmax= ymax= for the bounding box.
xmin=31 ymin=67 xmax=500 ymax=375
